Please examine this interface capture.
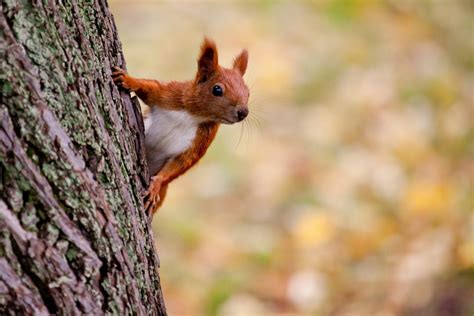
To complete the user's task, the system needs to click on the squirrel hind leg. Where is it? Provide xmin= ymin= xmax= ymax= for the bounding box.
xmin=154 ymin=184 xmax=168 ymax=213
xmin=144 ymin=182 xmax=168 ymax=217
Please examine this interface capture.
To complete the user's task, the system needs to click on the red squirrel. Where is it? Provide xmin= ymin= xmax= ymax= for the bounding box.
xmin=112 ymin=38 xmax=249 ymax=215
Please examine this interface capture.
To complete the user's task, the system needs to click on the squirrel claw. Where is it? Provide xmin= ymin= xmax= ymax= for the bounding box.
xmin=143 ymin=181 xmax=162 ymax=217
xmin=112 ymin=66 xmax=125 ymax=73
xmin=112 ymin=66 xmax=130 ymax=90
xmin=144 ymin=193 xmax=160 ymax=217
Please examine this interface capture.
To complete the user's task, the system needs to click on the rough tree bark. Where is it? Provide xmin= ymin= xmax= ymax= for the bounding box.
xmin=0 ymin=0 xmax=166 ymax=315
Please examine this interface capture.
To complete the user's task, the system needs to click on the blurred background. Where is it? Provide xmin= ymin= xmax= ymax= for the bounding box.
xmin=109 ymin=1 xmax=473 ymax=315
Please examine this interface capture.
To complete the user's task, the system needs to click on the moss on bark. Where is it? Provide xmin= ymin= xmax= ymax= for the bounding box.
xmin=0 ymin=0 xmax=165 ymax=314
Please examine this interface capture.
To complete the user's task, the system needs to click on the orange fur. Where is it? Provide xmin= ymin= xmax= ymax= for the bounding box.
xmin=113 ymin=38 xmax=249 ymax=215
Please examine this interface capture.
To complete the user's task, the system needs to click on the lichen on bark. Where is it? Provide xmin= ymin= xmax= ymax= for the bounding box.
xmin=0 ymin=0 xmax=165 ymax=314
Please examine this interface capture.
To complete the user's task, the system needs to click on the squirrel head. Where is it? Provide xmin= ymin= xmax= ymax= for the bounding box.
xmin=190 ymin=38 xmax=249 ymax=124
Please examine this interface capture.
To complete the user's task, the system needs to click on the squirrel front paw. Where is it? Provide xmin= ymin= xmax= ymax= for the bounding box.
xmin=112 ymin=66 xmax=132 ymax=90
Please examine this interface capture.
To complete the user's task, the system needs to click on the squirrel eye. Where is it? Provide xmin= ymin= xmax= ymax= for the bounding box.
xmin=212 ymin=84 xmax=223 ymax=97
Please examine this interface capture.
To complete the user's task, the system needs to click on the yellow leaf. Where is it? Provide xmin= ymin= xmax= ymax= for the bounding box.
xmin=403 ymin=181 xmax=454 ymax=219
xmin=293 ymin=213 xmax=335 ymax=248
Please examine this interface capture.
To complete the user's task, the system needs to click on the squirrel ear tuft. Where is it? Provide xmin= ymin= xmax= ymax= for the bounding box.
xmin=197 ymin=37 xmax=218 ymax=83
xmin=233 ymin=49 xmax=248 ymax=76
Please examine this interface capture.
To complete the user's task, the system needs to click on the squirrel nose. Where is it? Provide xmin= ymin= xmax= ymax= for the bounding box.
xmin=236 ymin=108 xmax=249 ymax=121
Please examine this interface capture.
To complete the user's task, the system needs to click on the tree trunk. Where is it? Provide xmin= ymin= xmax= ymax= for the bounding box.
xmin=0 ymin=0 xmax=166 ymax=315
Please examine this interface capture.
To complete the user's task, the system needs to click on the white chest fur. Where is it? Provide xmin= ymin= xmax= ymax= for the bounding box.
xmin=144 ymin=107 xmax=198 ymax=175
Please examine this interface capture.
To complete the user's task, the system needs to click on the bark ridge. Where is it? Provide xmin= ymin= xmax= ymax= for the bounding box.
xmin=0 ymin=0 xmax=165 ymax=314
